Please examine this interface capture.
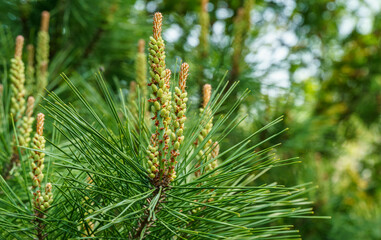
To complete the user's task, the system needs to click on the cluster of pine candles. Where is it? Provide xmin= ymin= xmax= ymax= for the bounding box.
xmin=129 ymin=13 xmax=222 ymax=237
xmin=0 ymin=10 xmax=219 ymax=239
xmin=0 ymin=7 xmax=318 ymax=239
xmin=0 ymin=11 xmax=52 ymax=239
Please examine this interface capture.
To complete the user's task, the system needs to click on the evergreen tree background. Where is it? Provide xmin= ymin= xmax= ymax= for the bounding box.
xmin=1 ymin=0 xmax=381 ymax=239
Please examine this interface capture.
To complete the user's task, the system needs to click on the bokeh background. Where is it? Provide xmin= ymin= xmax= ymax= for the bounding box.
xmin=1 ymin=0 xmax=381 ymax=239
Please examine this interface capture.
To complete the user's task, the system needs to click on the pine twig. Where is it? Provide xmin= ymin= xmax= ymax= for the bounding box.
xmin=30 ymin=114 xmax=53 ymax=240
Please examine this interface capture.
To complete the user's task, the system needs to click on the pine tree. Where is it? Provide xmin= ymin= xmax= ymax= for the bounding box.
xmin=0 ymin=6 xmax=323 ymax=240
xmin=41 ymin=13 xmax=315 ymax=239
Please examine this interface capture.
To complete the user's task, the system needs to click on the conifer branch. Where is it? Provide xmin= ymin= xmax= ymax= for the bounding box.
xmin=30 ymin=113 xmax=53 ymax=240
xmin=169 ymin=63 xmax=189 ymax=181
xmin=25 ymin=10 xmax=316 ymax=239
xmin=195 ymin=84 xmax=214 ymax=177
xmin=3 ymin=35 xmax=27 ymax=179
xmin=18 ymin=96 xmax=35 ymax=148
xmin=135 ymin=13 xmax=171 ymax=238
xmin=147 ymin=12 xmax=172 ymax=185
xmin=135 ymin=14 xmax=192 ymax=239
xmin=10 ymin=35 xmax=26 ymax=122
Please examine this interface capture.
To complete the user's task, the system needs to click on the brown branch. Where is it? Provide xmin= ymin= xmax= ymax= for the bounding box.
xmin=132 ymin=188 xmax=165 ymax=239
xmin=34 ymin=210 xmax=47 ymax=240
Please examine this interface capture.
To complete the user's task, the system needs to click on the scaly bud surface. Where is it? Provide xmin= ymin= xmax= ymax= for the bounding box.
xmin=168 ymin=63 xmax=189 ymax=181
xmin=18 ymin=96 xmax=35 ymax=147
xmin=10 ymin=36 xmax=26 ymax=122
xmin=136 ymin=39 xmax=148 ymax=98
xmin=147 ymin=13 xmax=172 ymax=185
xmin=202 ymin=84 xmax=211 ymax=108
xmin=146 ymin=13 xmax=190 ymax=187
xmin=195 ymin=84 xmax=214 ymax=177
xmin=30 ymin=113 xmax=51 ymax=211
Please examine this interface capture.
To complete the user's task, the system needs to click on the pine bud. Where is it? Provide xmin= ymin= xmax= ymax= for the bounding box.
xmin=176 ymin=129 xmax=183 ymax=137
xmin=40 ymin=11 xmax=50 ymax=32
xmin=160 ymin=109 xmax=168 ymax=118
xmin=174 ymin=141 xmax=180 ymax=150
xmin=36 ymin=11 xmax=50 ymax=96
xmin=171 ymin=132 xmax=176 ymax=140
xmin=146 ymin=14 xmax=190 ymax=186
xmin=36 ymin=113 xmax=45 ymax=135
xmin=194 ymin=84 xmax=215 ymax=178
xmin=179 ymin=63 xmax=189 ymax=92
xmin=30 ymin=113 xmax=51 ymax=213
xmin=152 ymin=84 xmax=158 ymax=92
xmin=202 ymin=84 xmax=211 ymax=108
xmin=18 ymin=96 xmax=35 ymax=147
xmin=157 ymin=88 xmax=163 ymax=97
xmin=158 ymin=79 xmax=164 ymax=88
xmin=35 ymin=167 xmax=41 ymax=175
xmin=38 ymin=173 xmax=44 ymax=182
xmin=15 ymin=35 xmax=24 ymax=59
xmin=26 ymin=44 xmax=35 ymax=95
xmin=153 ymin=12 xmax=163 ymax=40
xmin=181 ymin=92 xmax=187 ymax=99
xmin=32 ymin=178 xmax=39 ymax=187
xmin=10 ymin=36 xmax=26 ymax=122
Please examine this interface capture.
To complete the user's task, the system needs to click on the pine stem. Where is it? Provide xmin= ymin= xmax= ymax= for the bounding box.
xmin=133 ymin=213 xmax=150 ymax=239
xmin=34 ymin=210 xmax=46 ymax=240
xmin=133 ymin=188 xmax=165 ymax=239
